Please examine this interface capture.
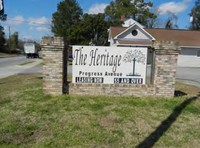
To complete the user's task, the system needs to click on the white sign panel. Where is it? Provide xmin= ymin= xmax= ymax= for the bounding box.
xmin=72 ymin=46 xmax=147 ymax=84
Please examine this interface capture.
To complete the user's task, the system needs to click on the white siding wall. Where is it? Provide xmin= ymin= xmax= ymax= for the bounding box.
xmin=178 ymin=48 xmax=200 ymax=67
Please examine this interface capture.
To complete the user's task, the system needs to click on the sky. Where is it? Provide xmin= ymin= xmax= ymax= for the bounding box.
xmin=0 ymin=0 xmax=195 ymax=42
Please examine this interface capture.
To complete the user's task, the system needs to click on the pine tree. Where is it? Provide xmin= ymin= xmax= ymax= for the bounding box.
xmin=0 ymin=26 xmax=5 ymax=52
xmin=51 ymin=0 xmax=82 ymax=44
xmin=0 ymin=0 xmax=6 ymax=21
xmin=105 ymin=0 xmax=156 ymax=27
xmin=190 ymin=0 xmax=200 ymax=30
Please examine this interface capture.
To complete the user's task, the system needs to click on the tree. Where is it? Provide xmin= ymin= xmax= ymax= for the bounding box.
xmin=0 ymin=0 xmax=6 ymax=21
xmin=52 ymin=0 xmax=83 ymax=93
xmin=165 ymin=13 xmax=178 ymax=29
xmin=0 ymin=0 xmax=6 ymax=52
xmin=51 ymin=0 xmax=83 ymax=45
xmin=77 ymin=13 xmax=109 ymax=45
xmin=9 ymin=32 xmax=18 ymax=53
xmin=0 ymin=25 xmax=5 ymax=52
xmin=52 ymin=1 xmax=110 ymax=46
xmin=190 ymin=0 xmax=200 ymax=30
xmin=55 ymin=12 xmax=109 ymax=46
xmin=105 ymin=0 xmax=156 ymax=27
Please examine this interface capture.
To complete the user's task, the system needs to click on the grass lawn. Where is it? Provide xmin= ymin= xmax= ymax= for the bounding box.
xmin=0 ymin=74 xmax=199 ymax=147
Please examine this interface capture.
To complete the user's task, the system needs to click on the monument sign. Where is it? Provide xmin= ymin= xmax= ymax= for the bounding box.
xmin=72 ymin=46 xmax=147 ymax=84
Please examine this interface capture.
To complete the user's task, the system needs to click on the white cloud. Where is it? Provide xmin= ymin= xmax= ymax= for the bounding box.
xmin=7 ymin=15 xmax=25 ymax=25
xmin=29 ymin=26 xmax=50 ymax=32
xmin=157 ymin=0 xmax=191 ymax=15
xmin=5 ymin=16 xmax=51 ymax=26
xmin=28 ymin=17 xmax=51 ymax=26
xmin=1 ymin=15 xmax=52 ymax=40
xmin=35 ymin=27 xmax=50 ymax=32
xmin=88 ymin=3 xmax=108 ymax=14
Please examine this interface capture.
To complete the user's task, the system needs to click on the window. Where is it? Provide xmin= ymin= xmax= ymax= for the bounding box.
xmin=197 ymin=50 xmax=200 ymax=57
xmin=132 ymin=29 xmax=138 ymax=36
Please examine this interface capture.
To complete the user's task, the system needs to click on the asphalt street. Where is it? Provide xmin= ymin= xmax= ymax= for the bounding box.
xmin=0 ymin=56 xmax=199 ymax=88
xmin=0 ymin=56 xmax=72 ymax=78
xmin=0 ymin=56 xmax=29 ymax=67
xmin=0 ymin=56 xmax=42 ymax=79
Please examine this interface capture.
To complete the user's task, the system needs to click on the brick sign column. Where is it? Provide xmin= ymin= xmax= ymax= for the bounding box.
xmin=153 ymin=41 xmax=180 ymax=97
xmin=40 ymin=37 xmax=64 ymax=95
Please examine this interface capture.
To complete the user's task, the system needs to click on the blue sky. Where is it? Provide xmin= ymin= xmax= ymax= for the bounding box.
xmin=0 ymin=0 xmax=195 ymax=42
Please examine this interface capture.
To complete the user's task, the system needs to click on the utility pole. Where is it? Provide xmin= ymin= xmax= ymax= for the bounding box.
xmin=8 ymin=26 xmax=11 ymax=52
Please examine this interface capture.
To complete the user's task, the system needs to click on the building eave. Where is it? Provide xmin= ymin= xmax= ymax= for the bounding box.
xmin=180 ymin=45 xmax=200 ymax=48
xmin=115 ymin=42 xmax=152 ymax=47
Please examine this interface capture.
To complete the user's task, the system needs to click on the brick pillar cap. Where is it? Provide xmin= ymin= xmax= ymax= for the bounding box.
xmin=40 ymin=36 xmax=64 ymax=48
xmin=152 ymin=41 xmax=180 ymax=51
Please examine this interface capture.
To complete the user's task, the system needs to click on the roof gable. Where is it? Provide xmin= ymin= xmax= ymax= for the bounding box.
xmin=122 ymin=18 xmax=144 ymax=28
xmin=114 ymin=24 xmax=155 ymax=41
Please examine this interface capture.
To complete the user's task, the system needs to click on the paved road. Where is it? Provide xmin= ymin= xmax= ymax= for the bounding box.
xmin=147 ymin=66 xmax=200 ymax=88
xmin=0 ymin=56 xmax=28 ymax=67
xmin=0 ymin=56 xmax=72 ymax=78
xmin=176 ymin=67 xmax=200 ymax=88
xmin=0 ymin=56 xmax=42 ymax=79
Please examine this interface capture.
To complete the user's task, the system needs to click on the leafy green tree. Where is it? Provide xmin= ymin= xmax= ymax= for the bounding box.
xmin=190 ymin=0 xmax=200 ymax=30
xmin=51 ymin=0 xmax=83 ymax=45
xmin=9 ymin=32 xmax=18 ymax=53
xmin=0 ymin=0 xmax=6 ymax=52
xmin=90 ymin=13 xmax=109 ymax=45
xmin=52 ymin=0 xmax=83 ymax=93
xmin=0 ymin=25 xmax=5 ymax=52
xmin=73 ymin=13 xmax=109 ymax=45
xmin=52 ymin=1 xmax=109 ymax=46
xmin=0 ymin=0 xmax=7 ymax=21
xmin=105 ymin=0 xmax=156 ymax=27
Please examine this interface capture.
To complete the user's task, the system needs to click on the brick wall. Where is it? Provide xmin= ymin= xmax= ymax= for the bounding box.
xmin=41 ymin=38 xmax=180 ymax=98
xmin=40 ymin=37 xmax=64 ymax=95
xmin=153 ymin=41 xmax=180 ymax=97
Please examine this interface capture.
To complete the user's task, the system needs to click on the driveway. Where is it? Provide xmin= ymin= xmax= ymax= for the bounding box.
xmin=176 ymin=67 xmax=200 ymax=88
xmin=147 ymin=66 xmax=200 ymax=88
